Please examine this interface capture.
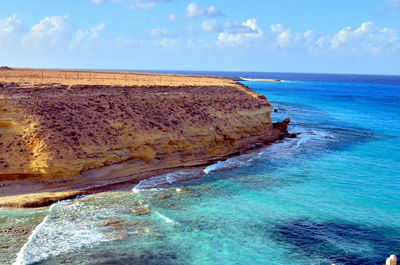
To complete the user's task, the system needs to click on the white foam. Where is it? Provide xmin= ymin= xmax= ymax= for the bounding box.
xmin=133 ymin=170 xmax=203 ymax=191
xmin=203 ymin=161 xmax=224 ymax=174
xmin=133 ymin=127 xmax=334 ymax=190
xmin=203 ymin=127 xmax=334 ymax=174
xmin=13 ymin=214 xmax=50 ymax=265
xmin=203 ymin=158 xmax=249 ymax=175
xmin=155 ymin=211 xmax=180 ymax=226
xmin=13 ymin=199 xmax=109 ymax=265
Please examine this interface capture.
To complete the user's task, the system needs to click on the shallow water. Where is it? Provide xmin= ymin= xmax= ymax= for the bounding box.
xmin=2 ymin=73 xmax=400 ymax=265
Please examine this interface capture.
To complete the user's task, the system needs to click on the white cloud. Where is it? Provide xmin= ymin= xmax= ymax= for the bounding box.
xmin=217 ymin=18 xmax=263 ymax=46
xmin=267 ymin=22 xmax=400 ymax=55
xmin=214 ymin=20 xmax=400 ymax=56
xmin=0 ymin=14 xmax=28 ymax=47
xmin=269 ymin=24 xmax=313 ymax=50
xmin=169 ymin=14 xmax=177 ymax=22
xmin=92 ymin=0 xmax=171 ymax=11
xmin=1 ymin=15 xmax=107 ymax=52
xmin=69 ymin=23 xmax=106 ymax=50
xmin=150 ymin=28 xmax=174 ymax=38
xmin=324 ymin=22 xmax=400 ymax=53
xmin=150 ymin=25 xmax=196 ymax=38
xmin=207 ymin=6 xmax=224 ymax=17
xmin=115 ymin=37 xmax=143 ymax=51
xmin=159 ymin=37 xmax=181 ymax=48
xmin=128 ymin=2 xmax=155 ymax=10
xmin=202 ymin=20 xmax=219 ymax=32
xmin=185 ymin=3 xmax=224 ymax=18
xmin=21 ymin=15 xmax=75 ymax=50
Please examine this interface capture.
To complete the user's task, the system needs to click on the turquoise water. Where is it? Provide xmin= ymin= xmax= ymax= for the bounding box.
xmin=2 ymin=73 xmax=400 ymax=265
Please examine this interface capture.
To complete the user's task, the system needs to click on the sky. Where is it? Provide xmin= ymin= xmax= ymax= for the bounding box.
xmin=0 ymin=0 xmax=400 ymax=75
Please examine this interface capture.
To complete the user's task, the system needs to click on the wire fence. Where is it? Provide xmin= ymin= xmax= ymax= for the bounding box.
xmin=0 ymin=69 xmax=228 ymax=87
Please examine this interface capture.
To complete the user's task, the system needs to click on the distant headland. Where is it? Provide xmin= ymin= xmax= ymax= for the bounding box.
xmin=238 ymin=77 xmax=281 ymax=82
xmin=0 ymin=68 xmax=290 ymax=207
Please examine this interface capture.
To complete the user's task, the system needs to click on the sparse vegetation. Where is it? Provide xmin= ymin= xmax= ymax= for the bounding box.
xmin=0 ymin=68 xmax=236 ymax=87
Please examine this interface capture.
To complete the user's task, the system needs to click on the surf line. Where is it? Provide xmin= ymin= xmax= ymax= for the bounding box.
xmin=13 ymin=210 xmax=52 ymax=265
xmin=12 ymin=196 xmax=87 ymax=265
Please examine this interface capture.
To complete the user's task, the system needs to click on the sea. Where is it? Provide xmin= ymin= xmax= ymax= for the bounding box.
xmin=1 ymin=71 xmax=399 ymax=265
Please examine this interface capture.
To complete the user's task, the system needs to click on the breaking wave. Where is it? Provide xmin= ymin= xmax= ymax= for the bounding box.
xmin=13 ymin=197 xmax=109 ymax=265
xmin=133 ymin=126 xmax=334 ymax=190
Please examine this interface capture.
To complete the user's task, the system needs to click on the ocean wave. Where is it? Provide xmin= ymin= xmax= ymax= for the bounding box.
xmin=133 ymin=127 xmax=334 ymax=190
xmin=133 ymin=169 xmax=204 ymax=191
xmin=13 ymin=214 xmax=51 ymax=265
xmin=13 ymin=199 xmax=109 ymax=265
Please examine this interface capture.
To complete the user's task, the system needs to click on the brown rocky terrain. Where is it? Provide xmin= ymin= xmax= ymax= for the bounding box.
xmin=0 ymin=69 xmax=289 ymax=207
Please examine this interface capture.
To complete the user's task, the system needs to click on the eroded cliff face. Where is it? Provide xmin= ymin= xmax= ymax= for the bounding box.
xmin=0 ymin=78 xmax=286 ymax=206
xmin=1 ymin=82 xmax=280 ymax=176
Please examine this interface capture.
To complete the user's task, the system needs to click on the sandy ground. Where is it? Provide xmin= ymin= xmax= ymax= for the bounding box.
xmin=0 ymin=68 xmax=238 ymax=87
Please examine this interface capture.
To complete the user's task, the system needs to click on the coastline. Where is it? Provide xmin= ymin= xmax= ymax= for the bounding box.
xmin=238 ymin=77 xmax=281 ymax=82
xmin=0 ymin=69 xmax=290 ymax=208
xmin=0 ymin=136 xmax=288 ymax=208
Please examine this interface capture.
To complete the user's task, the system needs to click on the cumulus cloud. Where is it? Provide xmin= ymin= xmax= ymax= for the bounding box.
xmin=185 ymin=3 xmax=224 ymax=18
xmin=217 ymin=18 xmax=263 ymax=46
xmin=214 ymin=19 xmax=400 ymax=56
xmin=69 ymin=23 xmax=106 ymax=50
xmin=0 ymin=14 xmax=28 ymax=47
xmin=316 ymin=22 xmax=400 ymax=54
xmin=21 ymin=15 xmax=75 ymax=50
xmin=266 ymin=21 xmax=400 ymax=55
xmin=0 ymin=14 xmax=108 ymax=52
xmin=268 ymin=24 xmax=316 ymax=50
xmin=213 ymin=17 xmax=400 ymax=55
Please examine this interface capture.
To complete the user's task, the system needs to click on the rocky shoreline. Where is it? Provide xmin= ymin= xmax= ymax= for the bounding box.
xmin=0 ymin=70 xmax=291 ymax=208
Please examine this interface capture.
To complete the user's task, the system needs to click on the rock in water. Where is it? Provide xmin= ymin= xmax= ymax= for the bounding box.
xmin=132 ymin=207 xmax=150 ymax=216
xmin=273 ymin=117 xmax=291 ymax=133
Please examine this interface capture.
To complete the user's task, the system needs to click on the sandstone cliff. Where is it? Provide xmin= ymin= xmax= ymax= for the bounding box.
xmin=0 ymin=70 xmax=287 ymax=207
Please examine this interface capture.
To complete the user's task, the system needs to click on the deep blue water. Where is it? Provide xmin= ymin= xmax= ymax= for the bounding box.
xmin=2 ymin=72 xmax=400 ymax=265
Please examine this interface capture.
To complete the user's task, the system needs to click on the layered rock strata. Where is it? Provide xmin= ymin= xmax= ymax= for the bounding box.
xmin=0 ymin=74 xmax=288 ymax=207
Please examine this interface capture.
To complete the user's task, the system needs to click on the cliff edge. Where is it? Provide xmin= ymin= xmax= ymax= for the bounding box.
xmin=0 ymin=69 xmax=289 ymax=207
